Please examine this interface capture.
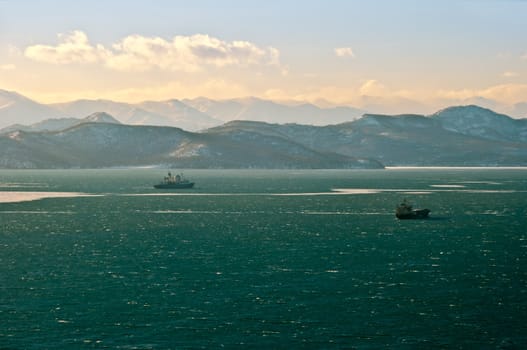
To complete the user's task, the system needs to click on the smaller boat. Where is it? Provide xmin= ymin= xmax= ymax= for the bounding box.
xmin=395 ymin=199 xmax=430 ymax=219
xmin=154 ymin=171 xmax=195 ymax=189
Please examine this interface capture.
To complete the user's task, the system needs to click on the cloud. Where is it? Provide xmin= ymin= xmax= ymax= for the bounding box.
xmin=25 ymin=31 xmax=109 ymax=64
xmin=105 ymin=34 xmax=280 ymax=72
xmin=263 ymin=85 xmax=361 ymax=104
xmin=437 ymin=83 xmax=527 ymax=104
xmin=334 ymin=47 xmax=355 ymax=58
xmin=27 ymin=79 xmax=251 ymax=104
xmin=502 ymin=71 xmax=519 ymax=78
xmin=0 ymin=64 xmax=16 ymax=71
xmin=359 ymin=80 xmax=387 ymax=96
xmin=105 ymin=79 xmax=250 ymax=102
xmin=24 ymin=30 xmax=281 ymax=72
xmin=481 ymin=84 xmax=527 ymax=103
xmin=8 ymin=45 xmax=22 ymax=57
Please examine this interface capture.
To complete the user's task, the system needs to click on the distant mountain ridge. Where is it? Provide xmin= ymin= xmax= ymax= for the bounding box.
xmin=2 ymin=88 xmax=526 ymax=131
xmin=1 ymin=104 xmax=526 ymax=168
xmin=0 ymin=112 xmax=120 ymax=134
xmin=0 ymin=89 xmax=364 ymax=131
xmin=183 ymin=96 xmax=365 ymax=125
xmin=0 ymin=90 xmax=66 ymax=127
xmin=50 ymin=98 xmax=222 ymax=131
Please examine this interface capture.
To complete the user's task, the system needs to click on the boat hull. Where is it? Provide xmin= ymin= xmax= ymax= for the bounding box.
xmin=396 ymin=209 xmax=430 ymax=220
xmin=153 ymin=182 xmax=195 ymax=189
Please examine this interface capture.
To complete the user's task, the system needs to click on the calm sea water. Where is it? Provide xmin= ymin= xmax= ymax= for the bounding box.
xmin=1 ymin=168 xmax=526 ymax=349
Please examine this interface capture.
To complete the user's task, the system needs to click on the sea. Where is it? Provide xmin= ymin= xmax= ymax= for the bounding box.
xmin=1 ymin=168 xmax=526 ymax=349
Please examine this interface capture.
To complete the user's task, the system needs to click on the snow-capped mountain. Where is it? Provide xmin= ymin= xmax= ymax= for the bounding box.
xmin=431 ymin=105 xmax=527 ymax=142
xmin=2 ymin=90 xmax=366 ymax=131
xmin=51 ymin=98 xmax=223 ymax=130
xmin=1 ymin=104 xmax=526 ymax=168
xmin=183 ymin=96 xmax=364 ymax=125
xmin=2 ymin=89 xmax=527 ymax=141
xmin=83 ymin=112 xmax=121 ymax=124
xmin=0 ymin=89 xmax=66 ymax=128
xmin=50 ymin=99 xmax=135 ymax=119
xmin=134 ymin=99 xmax=223 ymax=130
xmin=206 ymin=107 xmax=527 ymax=166
xmin=0 ymin=122 xmax=382 ymax=169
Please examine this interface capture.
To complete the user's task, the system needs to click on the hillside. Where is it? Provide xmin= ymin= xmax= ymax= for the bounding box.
xmin=1 ymin=104 xmax=526 ymax=168
xmin=0 ymin=122 xmax=381 ymax=169
xmin=207 ymin=106 xmax=527 ymax=166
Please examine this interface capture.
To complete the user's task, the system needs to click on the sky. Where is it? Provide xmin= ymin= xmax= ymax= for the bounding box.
xmin=0 ymin=0 xmax=526 ymax=114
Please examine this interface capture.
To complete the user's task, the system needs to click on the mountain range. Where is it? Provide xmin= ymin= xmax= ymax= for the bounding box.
xmin=205 ymin=106 xmax=527 ymax=166
xmin=0 ymin=121 xmax=381 ymax=169
xmin=0 ymin=112 xmax=120 ymax=134
xmin=1 ymin=98 xmax=526 ymax=168
xmin=0 ymin=89 xmax=365 ymax=131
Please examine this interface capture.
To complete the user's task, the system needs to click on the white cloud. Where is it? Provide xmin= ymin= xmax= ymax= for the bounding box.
xmin=334 ymin=47 xmax=355 ymax=58
xmin=24 ymin=30 xmax=281 ymax=72
xmin=359 ymin=79 xmax=387 ymax=96
xmin=106 ymin=34 xmax=280 ymax=72
xmin=25 ymin=31 xmax=109 ymax=64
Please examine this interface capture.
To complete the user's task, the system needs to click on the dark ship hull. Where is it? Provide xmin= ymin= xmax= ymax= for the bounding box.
xmin=154 ymin=182 xmax=194 ymax=189
xmin=154 ymin=171 xmax=194 ymax=189
xmin=396 ymin=208 xmax=430 ymax=220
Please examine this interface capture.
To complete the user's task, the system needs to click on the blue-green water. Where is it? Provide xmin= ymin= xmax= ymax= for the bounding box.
xmin=1 ymin=168 xmax=526 ymax=349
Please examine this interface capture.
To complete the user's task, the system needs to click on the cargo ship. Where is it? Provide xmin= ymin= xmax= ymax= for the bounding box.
xmin=154 ymin=172 xmax=194 ymax=189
